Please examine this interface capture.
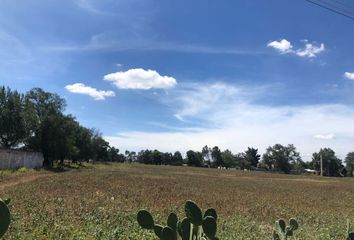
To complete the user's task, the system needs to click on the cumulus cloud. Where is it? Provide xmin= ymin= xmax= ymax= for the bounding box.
xmin=344 ymin=72 xmax=354 ymax=80
xmin=313 ymin=133 xmax=335 ymax=140
xmin=267 ymin=39 xmax=293 ymax=53
xmin=268 ymin=39 xmax=325 ymax=58
xmin=105 ymin=82 xmax=354 ymax=161
xmin=65 ymin=83 xmax=115 ymax=100
xmin=104 ymin=68 xmax=177 ymax=90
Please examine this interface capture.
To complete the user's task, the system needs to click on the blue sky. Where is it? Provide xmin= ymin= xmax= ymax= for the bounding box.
xmin=2 ymin=0 xmax=354 ymax=160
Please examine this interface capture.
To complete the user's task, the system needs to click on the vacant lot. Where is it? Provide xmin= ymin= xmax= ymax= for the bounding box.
xmin=0 ymin=163 xmax=353 ymax=239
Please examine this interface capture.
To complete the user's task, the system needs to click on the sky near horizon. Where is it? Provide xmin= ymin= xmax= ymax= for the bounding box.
xmin=1 ymin=0 xmax=354 ymax=161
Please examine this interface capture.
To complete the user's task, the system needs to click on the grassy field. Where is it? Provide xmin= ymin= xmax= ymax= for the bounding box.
xmin=0 ymin=163 xmax=353 ymax=239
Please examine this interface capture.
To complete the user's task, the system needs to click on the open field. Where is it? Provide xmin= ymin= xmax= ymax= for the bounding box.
xmin=0 ymin=163 xmax=354 ymax=239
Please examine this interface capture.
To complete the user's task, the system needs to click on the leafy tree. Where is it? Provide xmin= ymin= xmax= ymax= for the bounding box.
xmin=92 ymin=132 xmax=110 ymax=161
xmin=345 ymin=152 xmax=354 ymax=177
xmin=73 ymin=126 xmax=94 ymax=162
xmin=107 ymin=147 xmax=124 ymax=162
xmin=151 ymin=150 xmax=162 ymax=165
xmin=221 ymin=149 xmax=236 ymax=168
xmin=137 ymin=150 xmax=152 ymax=164
xmin=161 ymin=152 xmax=173 ymax=165
xmin=25 ymin=88 xmax=65 ymax=122
xmin=262 ymin=144 xmax=301 ymax=173
xmin=171 ymin=151 xmax=183 ymax=166
xmin=312 ymin=148 xmax=342 ymax=176
xmin=45 ymin=114 xmax=78 ymax=165
xmin=186 ymin=150 xmax=203 ymax=167
xmin=233 ymin=152 xmax=245 ymax=169
xmin=25 ymin=88 xmax=67 ymax=166
xmin=211 ymin=146 xmax=223 ymax=167
xmin=244 ymin=147 xmax=260 ymax=168
xmin=239 ymin=153 xmax=251 ymax=170
xmin=124 ymin=150 xmax=136 ymax=163
xmin=0 ymin=86 xmax=33 ymax=148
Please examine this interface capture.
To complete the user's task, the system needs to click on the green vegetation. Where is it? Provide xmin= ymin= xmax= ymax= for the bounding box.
xmin=272 ymin=218 xmax=299 ymax=240
xmin=0 ymin=163 xmax=353 ymax=239
xmin=0 ymin=198 xmax=10 ymax=238
xmin=137 ymin=200 xmax=219 ymax=240
xmin=1 ymin=85 xmax=353 ymax=177
xmin=0 ymin=86 xmax=125 ymax=167
xmin=1 ymin=85 xmax=354 ymax=238
xmin=347 ymin=220 xmax=354 ymax=240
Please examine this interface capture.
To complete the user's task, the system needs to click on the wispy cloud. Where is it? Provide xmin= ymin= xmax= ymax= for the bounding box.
xmin=43 ymin=32 xmax=265 ymax=55
xmin=0 ymin=30 xmax=31 ymax=62
xmin=75 ymin=0 xmax=107 ymax=15
xmin=268 ymin=39 xmax=325 ymax=58
xmin=296 ymin=41 xmax=325 ymax=58
xmin=104 ymin=68 xmax=177 ymax=90
xmin=106 ymin=82 xmax=354 ymax=161
xmin=65 ymin=83 xmax=115 ymax=100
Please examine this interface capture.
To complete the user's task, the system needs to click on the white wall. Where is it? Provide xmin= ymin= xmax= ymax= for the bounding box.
xmin=0 ymin=149 xmax=43 ymax=170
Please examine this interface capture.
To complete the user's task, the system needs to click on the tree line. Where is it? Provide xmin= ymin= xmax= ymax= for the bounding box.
xmin=134 ymin=145 xmax=354 ymax=177
xmin=0 ymin=86 xmax=124 ymax=167
xmin=1 ymin=86 xmax=354 ymax=176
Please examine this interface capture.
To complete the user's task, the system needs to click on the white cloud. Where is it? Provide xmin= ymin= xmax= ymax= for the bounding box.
xmin=313 ymin=133 xmax=335 ymax=140
xmin=267 ymin=39 xmax=293 ymax=53
xmin=65 ymin=83 xmax=115 ymax=100
xmin=268 ymin=39 xmax=325 ymax=58
xmin=344 ymin=72 xmax=354 ymax=80
xmin=105 ymin=82 xmax=354 ymax=161
xmin=296 ymin=43 xmax=325 ymax=58
xmin=104 ymin=68 xmax=177 ymax=90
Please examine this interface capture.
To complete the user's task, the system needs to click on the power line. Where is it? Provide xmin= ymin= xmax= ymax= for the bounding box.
xmin=318 ymin=0 xmax=354 ymax=17
xmin=306 ymin=0 xmax=354 ymax=19
xmin=305 ymin=0 xmax=354 ymax=21
xmin=320 ymin=0 xmax=354 ymax=16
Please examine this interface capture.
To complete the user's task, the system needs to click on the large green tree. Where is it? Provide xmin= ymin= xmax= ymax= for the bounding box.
xmin=73 ymin=126 xmax=94 ymax=162
xmin=0 ymin=86 xmax=33 ymax=148
xmin=221 ymin=149 xmax=237 ymax=168
xmin=41 ymin=114 xmax=78 ymax=165
xmin=244 ymin=147 xmax=260 ymax=168
xmin=345 ymin=152 xmax=354 ymax=177
xmin=312 ymin=148 xmax=342 ymax=176
xmin=171 ymin=151 xmax=183 ymax=166
xmin=25 ymin=88 xmax=67 ymax=166
xmin=211 ymin=146 xmax=223 ymax=167
xmin=262 ymin=144 xmax=301 ymax=173
xmin=186 ymin=150 xmax=203 ymax=167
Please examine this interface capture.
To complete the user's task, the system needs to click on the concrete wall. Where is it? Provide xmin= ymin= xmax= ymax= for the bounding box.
xmin=0 ymin=149 xmax=43 ymax=170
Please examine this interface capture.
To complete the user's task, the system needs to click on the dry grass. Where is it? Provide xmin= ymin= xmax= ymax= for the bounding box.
xmin=0 ymin=163 xmax=353 ymax=239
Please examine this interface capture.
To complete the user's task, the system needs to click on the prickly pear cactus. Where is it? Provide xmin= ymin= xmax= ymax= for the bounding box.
xmin=273 ymin=218 xmax=299 ymax=240
xmin=0 ymin=198 xmax=11 ymax=238
xmin=137 ymin=200 xmax=218 ymax=240
xmin=347 ymin=219 xmax=354 ymax=240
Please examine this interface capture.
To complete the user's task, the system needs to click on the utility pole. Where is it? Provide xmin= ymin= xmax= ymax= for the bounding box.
xmin=320 ymin=154 xmax=323 ymax=177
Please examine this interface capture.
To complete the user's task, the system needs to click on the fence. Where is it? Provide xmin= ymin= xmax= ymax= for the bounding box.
xmin=0 ymin=148 xmax=43 ymax=170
